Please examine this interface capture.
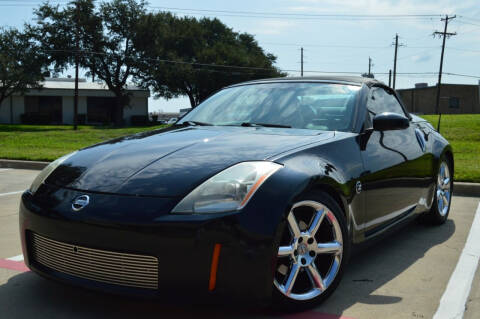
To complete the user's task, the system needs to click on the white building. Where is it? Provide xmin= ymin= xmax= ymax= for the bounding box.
xmin=0 ymin=78 xmax=149 ymax=125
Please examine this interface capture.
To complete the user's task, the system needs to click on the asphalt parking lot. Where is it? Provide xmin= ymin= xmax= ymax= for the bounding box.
xmin=1 ymin=168 xmax=479 ymax=319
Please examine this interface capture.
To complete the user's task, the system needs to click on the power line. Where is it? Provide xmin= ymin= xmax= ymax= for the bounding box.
xmin=458 ymin=15 xmax=480 ymax=24
xmin=0 ymin=0 xmax=68 ymax=2
xmin=148 ymin=6 xmax=443 ymax=19
xmin=447 ymin=47 xmax=480 ymax=53
xmin=454 ymin=19 xmax=480 ymax=27
xmin=0 ymin=0 xmax=69 ymax=6
xmin=147 ymin=6 xmax=444 ymax=22
xmin=0 ymin=0 xmax=443 ymax=18
xmin=262 ymin=42 xmax=389 ymax=49
xmin=39 ymin=49 xmax=480 ymax=79
xmin=148 ymin=12 xmax=442 ymax=22
xmin=443 ymin=72 xmax=480 ymax=79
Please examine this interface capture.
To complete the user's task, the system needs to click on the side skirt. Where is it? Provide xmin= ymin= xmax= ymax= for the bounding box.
xmin=364 ymin=205 xmax=417 ymax=238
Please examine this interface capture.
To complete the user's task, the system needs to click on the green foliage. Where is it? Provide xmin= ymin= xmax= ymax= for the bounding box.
xmin=0 ymin=27 xmax=47 ymax=107
xmin=1 ymin=115 xmax=479 ymax=183
xmin=31 ymin=0 xmax=102 ymax=73
xmin=133 ymin=13 xmax=285 ymax=107
xmin=31 ymin=0 xmax=147 ymax=125
xmin=31 ymin=1 xmax=284 ymax=111
xmin=0 ymin=124 xmax=167 ymax=161
xmin=422 ymin=114 xmax=480 ymax=183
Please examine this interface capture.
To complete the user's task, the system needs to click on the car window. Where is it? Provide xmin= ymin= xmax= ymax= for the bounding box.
xmin=367 ymin=87 xmax=406 ymax=120
xmin=178 ymin=83 xmax=361 ymax=132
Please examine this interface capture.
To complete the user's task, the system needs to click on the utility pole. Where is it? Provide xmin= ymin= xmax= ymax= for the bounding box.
xmin=10 ymin=95 xmax=13 ymax=124
xmin=73 ymin=0 xmax=80 ymax=130
xmin=392 ymin=34 xmax=404 ymax=89
xmin=433 ymin=14 xmax=456 ymax=131
xmin=300 ymin=47 xmax=304 ymax=77
xmin=368 ymin=57 xmax=372 ymax=77
xmin=388 ymin=69 xmax=392 ymax=87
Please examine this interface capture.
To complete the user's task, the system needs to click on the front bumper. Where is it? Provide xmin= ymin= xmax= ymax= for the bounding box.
xmin=19 ymin=184 xmax=287 ymax=302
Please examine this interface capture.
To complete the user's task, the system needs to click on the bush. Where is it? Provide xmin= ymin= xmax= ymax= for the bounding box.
xmin=21 ymin=113 xmax=52 ymax=124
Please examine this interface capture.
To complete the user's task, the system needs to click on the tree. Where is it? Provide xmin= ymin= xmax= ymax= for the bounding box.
xmin=33 ymin=0 xmax=146 ymax=126
xmin=0 ymin=28 xmax=47 ymax=118
xmin=134 ymin=14 xmax=284 ymax=108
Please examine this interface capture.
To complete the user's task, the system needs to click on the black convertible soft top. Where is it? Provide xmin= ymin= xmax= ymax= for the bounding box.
xmin=236 ymin=75 xmax=385 ymax=87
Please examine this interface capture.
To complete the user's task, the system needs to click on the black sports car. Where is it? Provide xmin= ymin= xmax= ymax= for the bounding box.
xmin=20 ymin=76 xmax=453 ymax=310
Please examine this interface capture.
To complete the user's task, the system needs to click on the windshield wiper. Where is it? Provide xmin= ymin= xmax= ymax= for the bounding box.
xmin=240 ymin=122 xmax=291 ymax=128
xmin=178 ymin=121 xmax=213 ymax=126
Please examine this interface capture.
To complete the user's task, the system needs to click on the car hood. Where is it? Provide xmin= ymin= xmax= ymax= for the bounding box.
xmin=45 ymin=126 xmax=334 ymax=197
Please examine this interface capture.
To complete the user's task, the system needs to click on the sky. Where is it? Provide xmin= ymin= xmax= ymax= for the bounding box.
xmin=1 ymin=0 xmax=479 ymax=113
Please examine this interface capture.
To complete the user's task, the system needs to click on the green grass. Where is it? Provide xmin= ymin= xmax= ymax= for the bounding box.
xmin=1 ymin=115 xmax=479 ymax=182
xmin=422 ymin=114 xmax=480 ymax=183
xmin=0 ymin=124 xmax=166 ymax=162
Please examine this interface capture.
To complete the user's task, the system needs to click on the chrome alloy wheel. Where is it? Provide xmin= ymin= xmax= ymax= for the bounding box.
xmin=437 ymin=161 xmax=452 ymax=216
xmin=274 ymin=201 xmax=343 ymax=301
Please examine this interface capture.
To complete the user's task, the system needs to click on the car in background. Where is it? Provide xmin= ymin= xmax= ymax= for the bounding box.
xmin=167 ymin=117 xmax=178 ymax=124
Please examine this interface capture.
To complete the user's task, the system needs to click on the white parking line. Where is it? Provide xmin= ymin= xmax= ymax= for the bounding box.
xmin=433 ymin=202 xmax=480 ymax=319
xmin=0 ymin=168 xmax=11 ymax=172
xmin=6 ymin=255 xmax=24 ymax=262
xmin=0 ymin=190 xmax=24 ymax=197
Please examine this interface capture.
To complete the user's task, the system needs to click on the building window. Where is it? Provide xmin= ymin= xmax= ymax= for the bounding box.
xmin=449 ymin=97 xmax=460 ymax=109
xmin=87 ymin=97 xmax=116 ymax=124
xmin=24 ymin=96 xmax=62 ymax=124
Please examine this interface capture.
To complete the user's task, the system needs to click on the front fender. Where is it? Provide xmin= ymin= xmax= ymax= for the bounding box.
xmin=431 ymin=130 xmax=454 ymax=174
xmin=269 ymin=133 xmax=366 ymax=243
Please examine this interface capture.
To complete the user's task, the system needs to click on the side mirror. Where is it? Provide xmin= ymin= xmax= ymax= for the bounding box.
xmin=373 ymin=112 xmax=409 ymax=131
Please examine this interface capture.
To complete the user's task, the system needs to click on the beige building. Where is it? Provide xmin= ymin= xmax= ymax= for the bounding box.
xmin=397 ymin=82 xmax=480 ymax=114
xmin=0 ymin=78 xmax=150 ymax=125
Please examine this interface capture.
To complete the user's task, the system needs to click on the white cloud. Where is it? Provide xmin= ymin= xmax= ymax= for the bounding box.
xmin=251 ymin=20 xmax=296 ymax=35
xmin=412 ymin=53 xmax=433 ymax=63
xmin=287 ymin=0 xmax=458 ymax=15
xmin=281 ymin=0 xmax=480 ymax=32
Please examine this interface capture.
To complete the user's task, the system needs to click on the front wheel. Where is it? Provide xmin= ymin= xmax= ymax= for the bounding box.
xmin=272 ymin=192 xmax=350 ymax=311
xmin=424 ymin=157 xmax=453 ymax=225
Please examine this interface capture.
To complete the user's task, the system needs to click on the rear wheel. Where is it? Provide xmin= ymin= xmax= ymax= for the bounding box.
xmin=272 ymin=192 xmax=350 ymax=310
xmin=425 ymin=157 xmax=453 ymax=225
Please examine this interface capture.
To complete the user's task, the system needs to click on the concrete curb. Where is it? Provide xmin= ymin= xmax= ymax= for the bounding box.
xmin=1 ymin=158 xmax=480 ymax=197
xmin=454 ymin=182 xmax=480 ymax=198
xmin=0 ymin=159 xmax=49 ymax=170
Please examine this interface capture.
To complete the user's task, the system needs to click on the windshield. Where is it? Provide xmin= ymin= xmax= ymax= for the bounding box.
xmin=179 ymin=82 xmax=361 ymax=131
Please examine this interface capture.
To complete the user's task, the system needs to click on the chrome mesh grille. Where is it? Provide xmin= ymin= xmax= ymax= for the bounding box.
xmin=30 ymin=232 xmax=158 ymax=290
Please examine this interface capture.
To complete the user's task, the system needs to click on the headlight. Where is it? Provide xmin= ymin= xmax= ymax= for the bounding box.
xmin=172 ymin=161 xmax=282 ymax=214
xmin=29 ymin=151 xmax=77 ymax=194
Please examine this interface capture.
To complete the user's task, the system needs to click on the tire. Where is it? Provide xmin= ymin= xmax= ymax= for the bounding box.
xmin=272 ymin=191 xmax=350 ymax=311
xmin=424 ymin=156 xmax=453 ymax=225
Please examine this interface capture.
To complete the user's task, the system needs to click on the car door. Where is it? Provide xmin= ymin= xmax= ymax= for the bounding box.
xmin=360 ymin=86 xmax=431 ymax=237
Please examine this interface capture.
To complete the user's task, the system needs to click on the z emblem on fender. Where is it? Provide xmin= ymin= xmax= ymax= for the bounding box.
xmin=356 ymin=181 xmax=362 ymax=194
